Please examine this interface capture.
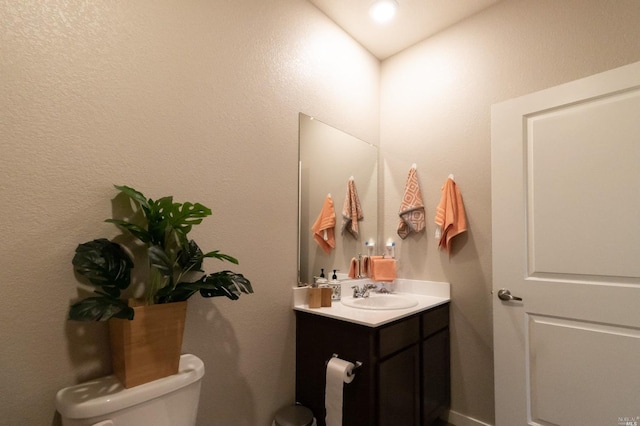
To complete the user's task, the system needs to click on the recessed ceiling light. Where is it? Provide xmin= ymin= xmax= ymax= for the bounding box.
xmin=369 ymin=0 xmax=398 ymax=24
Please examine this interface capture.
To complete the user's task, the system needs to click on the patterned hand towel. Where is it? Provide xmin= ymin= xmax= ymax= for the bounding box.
xmin=311 ymin=194 xmax=336 ymax=254
xmin=341 ymin=177 xmax=363 ymax=238
xmin=434 ymin=177 xmax=467 ymax=253
xmin=397 ymin=166 xmax=425 ymax=239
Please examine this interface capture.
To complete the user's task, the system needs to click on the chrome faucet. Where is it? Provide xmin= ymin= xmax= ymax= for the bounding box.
xmin=351 ymin=283 xmax=378 ymax=298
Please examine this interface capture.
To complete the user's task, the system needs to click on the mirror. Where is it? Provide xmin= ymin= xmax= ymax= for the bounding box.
xmin=298 ymin=113 xmax=378 ymax=284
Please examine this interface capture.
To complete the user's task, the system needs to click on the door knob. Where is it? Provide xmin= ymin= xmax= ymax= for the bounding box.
xmin=497 ymin=288 xmax=522 ymax=301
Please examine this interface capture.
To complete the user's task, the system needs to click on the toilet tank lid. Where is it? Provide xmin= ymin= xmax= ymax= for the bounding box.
xmin=55 ymin=354 xmax=204 ymax=419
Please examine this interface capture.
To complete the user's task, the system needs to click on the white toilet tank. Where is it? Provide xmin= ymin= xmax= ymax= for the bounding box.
xmin=56 ymin=354 xmax=205 ymax=426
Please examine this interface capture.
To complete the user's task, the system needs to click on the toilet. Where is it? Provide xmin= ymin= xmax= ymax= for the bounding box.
xmin=56 ymin=354 xmax=204 ymax=426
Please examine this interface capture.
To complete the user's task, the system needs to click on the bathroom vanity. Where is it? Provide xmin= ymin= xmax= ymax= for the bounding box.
xmin=294 ymin=282 xmax=450 ymax=426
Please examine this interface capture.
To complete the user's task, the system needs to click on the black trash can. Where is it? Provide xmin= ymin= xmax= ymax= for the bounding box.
xmin=273 ymin=405 xmax=315 ymax=426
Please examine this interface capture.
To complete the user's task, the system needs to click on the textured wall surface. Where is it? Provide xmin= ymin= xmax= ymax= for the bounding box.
xmin=380 ymin=0 xmax=640 ymax=423
xmin=0 ymin=1 xmax=379 ymax=424
xmin=3 ymin=0 xmax=640 ymax=425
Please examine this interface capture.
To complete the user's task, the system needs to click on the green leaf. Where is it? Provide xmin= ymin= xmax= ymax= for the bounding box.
xmin=178 ymin=240 xmax=205 ymax=272
xmin=199 ymin=271 xmax=253 ymax=299
xmin=157 ymin=280 xmax=203 ymax=303
xmin=72 ymin=239 xmax=133 ymax=292
xmin=201 ymin=250 xmax=239 ymax=265
xmin=68 ymin=296 xmax=134 ymax=321
xmin=176 ymin=243 xmax=239 ymax=274
xmin=146 ymin=197 xmax=174 ymax=246
xmin=114 ymin=185 xmax=149 ymax=209
xmin=70 ymin=185 xmax=253 ymax=314
xmin=98 ymin=285 xmax=120 ymax=298
xmin=109 ymin=187 xmax=213 ymax=250
xmin=158 ymin=271 xmax=253 ymax=303
xmin=105 ymin=219 xmax=152 ymax=243
xmin=147 ymin=245 xmax=174 ymax=303
xmin=167 ymin=201 xmax=212 ymax=246
xmin=148 ymin=245 xmax=173 ymax=277
xmin=111 ymin=186 xmax=169 ymax=247
xmin=170 ymin=202 xmax=211 ymax=228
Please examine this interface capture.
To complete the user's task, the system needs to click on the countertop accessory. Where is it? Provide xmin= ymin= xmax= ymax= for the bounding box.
xmin=321 ymin=287 xmax=332 ymax=307
xmin=328 ymin=282 xmax=341 ymax=301
xmin=308 ymin=287 xmax=322 ymax=308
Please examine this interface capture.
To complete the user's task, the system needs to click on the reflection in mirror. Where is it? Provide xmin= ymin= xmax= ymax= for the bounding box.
xmin=298 ymin=113 xmax=378 ymax=284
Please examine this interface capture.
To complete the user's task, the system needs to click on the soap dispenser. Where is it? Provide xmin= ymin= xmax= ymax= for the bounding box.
xmin=328 ymin=269 xmax=341 ymax=301
xmin=315 ymin=269 xmax=328 ymax=285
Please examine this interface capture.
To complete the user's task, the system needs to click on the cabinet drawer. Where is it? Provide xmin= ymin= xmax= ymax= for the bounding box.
xmin=422 ymin=303 xmax=449 ymax=338
xmin=378 ymin=316 xmax=420 ymax=358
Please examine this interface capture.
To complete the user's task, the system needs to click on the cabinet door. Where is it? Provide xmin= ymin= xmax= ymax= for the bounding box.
xmin=379 ymin=345 xmax=420 ymax=426
xmin=422 ymin=329 xmax=450 ymax=425
xmin=296 ymin=312 xmax=376 ymax=426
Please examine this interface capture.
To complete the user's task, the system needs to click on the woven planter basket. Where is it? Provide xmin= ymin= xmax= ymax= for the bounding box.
xmin=109 ymin=300 xmax=187 ymax=388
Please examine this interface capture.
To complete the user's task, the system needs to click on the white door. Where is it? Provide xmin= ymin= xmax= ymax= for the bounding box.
xmin=491 ymin=61 xmax=640 ymax=426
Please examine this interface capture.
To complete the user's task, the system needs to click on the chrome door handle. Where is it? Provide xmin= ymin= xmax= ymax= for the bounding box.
xmin=497 ymin=288 xmax=522 ymax=301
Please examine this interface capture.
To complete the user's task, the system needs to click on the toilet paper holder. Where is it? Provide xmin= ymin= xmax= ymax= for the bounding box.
xmin=329 ymin=353 xmax=363 ymax=377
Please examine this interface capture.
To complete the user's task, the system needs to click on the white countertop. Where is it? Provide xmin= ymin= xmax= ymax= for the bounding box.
xmin=293 ymin=279 xmax=450 ymax=327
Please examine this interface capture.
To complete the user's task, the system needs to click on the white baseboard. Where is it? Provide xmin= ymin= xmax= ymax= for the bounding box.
xmin=444 ymin=409 xmax=494 ymax=426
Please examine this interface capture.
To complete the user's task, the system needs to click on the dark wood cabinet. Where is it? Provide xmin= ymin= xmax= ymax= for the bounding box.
xmin=379 ymin=343 xmax=420 ymax=425
xmin=295 ymin=302 xmax=450 ymax=426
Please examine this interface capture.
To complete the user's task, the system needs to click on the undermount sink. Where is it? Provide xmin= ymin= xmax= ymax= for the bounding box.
xmin=341 ymin=294 xmax=419 ymax=310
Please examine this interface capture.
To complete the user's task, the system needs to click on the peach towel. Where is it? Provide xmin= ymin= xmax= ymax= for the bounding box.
xmin=361 ymin=255 xmax=371 ymax=278
xmin=434 ymin=177 xmax=467 ymax=253
xmin=311 ymin=194 xmax=336 ymax=254
xmin=397 ymin=166 xmax=425 ymax=239
xmin=370 ymin=256 xmax=396 ymax=282
xmin=348 ymin=257 xmax=358 ymax=278
xmin=341 ymin=177 xmax=363 ymax=238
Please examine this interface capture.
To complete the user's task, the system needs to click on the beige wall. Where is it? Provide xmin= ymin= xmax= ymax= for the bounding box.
xmin=3 ymin=0 xmax=640 ymax=425
xmin=0 ymin=1 xmax=379 ymax=425
xmin=380 ymin=0 xmax=640 ymax=424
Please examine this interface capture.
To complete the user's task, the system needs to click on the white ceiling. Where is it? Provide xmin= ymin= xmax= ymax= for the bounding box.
xmin=308 ymin=0 xmax=501 ymax=60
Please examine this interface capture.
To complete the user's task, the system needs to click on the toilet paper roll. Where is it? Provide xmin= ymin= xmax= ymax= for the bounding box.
xmin=325 ymin=357 xmax=355 ymax=426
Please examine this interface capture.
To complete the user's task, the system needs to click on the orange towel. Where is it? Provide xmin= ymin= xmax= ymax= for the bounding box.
xmin=341 ymin=178 xmax=363 ymax=238
xmin=348 ymin=257 xmax=358 ymax=278
xmin=311 ymin=194 xmax=336 ymax=254
xmin=368 ymin=255 xmax=382 ymax=277
xmin=370 ymin=256 xmax=396 ymax=282
xmin=434 ymin=177 xmax=467 ymax=253
xmin=397 ymin=166 xmax=425 ymax=239
xmin=361 ymin=255 xmax=371 ymax=277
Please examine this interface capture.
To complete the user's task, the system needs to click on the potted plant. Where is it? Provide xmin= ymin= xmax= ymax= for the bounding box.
xmin=69 ymin=185 xmax=253 ymax=387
